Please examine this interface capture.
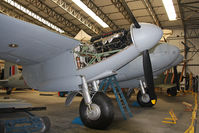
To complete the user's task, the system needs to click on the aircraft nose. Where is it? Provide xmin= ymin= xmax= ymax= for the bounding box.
xmin=130 ymin=23 xmax=163 ymax=52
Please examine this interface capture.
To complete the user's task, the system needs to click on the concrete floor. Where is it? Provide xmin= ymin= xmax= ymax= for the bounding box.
xmin=0 ymin=90 xmax=196 ymax=133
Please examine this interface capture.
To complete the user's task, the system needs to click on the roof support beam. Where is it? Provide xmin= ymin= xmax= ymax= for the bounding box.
xmin=81 ymin=0 xmax=119 ymax=30
xmin=0 ymin=3 xmax=35 ymax=24
xmin=50 ymin=0 xmax=102 ymax=34
xmin=23 ymin=0 xmax=80 ymax=36
xmin=0 ymin=1 xmax=73 ymax=36
xmin=141 ymin=0 xmax=162 ymax=28
xmin=186 ymin=29 xmax=199 ymax=39
xmin=111 ymin=0 xmax=133 ymax=24
xmin=181 ymin=1 xmax=199 ymax=4
xmin=181 ymin=4 xmax=199 ymax=10
xmin=111 ymin=0 xmax=142 ymax=27
xmin=177 ymin=0 xmax=185 ymax=30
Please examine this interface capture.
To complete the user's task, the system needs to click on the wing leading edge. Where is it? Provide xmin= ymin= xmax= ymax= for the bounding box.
xmin=0 ymin=14 xmax=79 ymax=65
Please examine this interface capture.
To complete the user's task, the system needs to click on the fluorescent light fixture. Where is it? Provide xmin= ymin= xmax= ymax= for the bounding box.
xmin=72 ymin=0 xmax=109 ymax=28
xmin=4 ymin=0 xmax=65 ymax=33
xmin=162 ymin=0 xmax=177 ymax=21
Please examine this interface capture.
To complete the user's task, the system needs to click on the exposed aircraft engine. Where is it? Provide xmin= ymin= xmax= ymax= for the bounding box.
xmin=74 ymin=29 xmax=133 ymax=69
xmin=91 ymin=29 xmax=132 ymax=53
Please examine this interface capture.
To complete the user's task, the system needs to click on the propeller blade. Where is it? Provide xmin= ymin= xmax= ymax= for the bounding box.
xmin=121 ymin=0 xmax=141 ymax=28
xmin=143 ymin=50 xmax=156 ymax=100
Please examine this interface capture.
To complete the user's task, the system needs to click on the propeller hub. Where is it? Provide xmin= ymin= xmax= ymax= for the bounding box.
xmin=141 ymin=94 xmax=150 ymax=103
xmin=86 ymin=103 xmax=101 ymax=120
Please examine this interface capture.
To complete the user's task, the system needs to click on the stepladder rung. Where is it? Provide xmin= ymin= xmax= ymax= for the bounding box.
xmin=99 ymin=75 xmax=133 ymax=119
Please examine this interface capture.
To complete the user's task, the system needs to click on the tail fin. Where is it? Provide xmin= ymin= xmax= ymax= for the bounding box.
xmin=4 ymin=62 xmax=18 ymax=79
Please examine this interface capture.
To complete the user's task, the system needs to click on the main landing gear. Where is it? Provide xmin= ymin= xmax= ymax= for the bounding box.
xmin=137 ymin=80 xmax=157 ymax=107
xmin=79 ymin=76 xmax=114 ymax=129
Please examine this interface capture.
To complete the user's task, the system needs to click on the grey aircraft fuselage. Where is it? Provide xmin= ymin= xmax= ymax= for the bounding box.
xmin=0 ymin=14 xmax=163 ymax=92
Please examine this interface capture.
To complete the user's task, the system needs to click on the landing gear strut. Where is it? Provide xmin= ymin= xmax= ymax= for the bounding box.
xmin=79 ymin=76 xmax=114 ymax=129
xmin=137 ymin=80 xmax=157 ymax=107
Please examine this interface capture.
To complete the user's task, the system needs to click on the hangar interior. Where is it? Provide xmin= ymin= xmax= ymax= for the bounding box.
xmin=0 ymin=0 xmax=199 ymax=133
xmin=1 ymin=0 xmax=199 ymax=73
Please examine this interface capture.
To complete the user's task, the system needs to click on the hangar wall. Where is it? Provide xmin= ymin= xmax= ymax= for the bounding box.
xmin=167 ymin=29 xmax=199 ymax=76
xmin=186 ymin=37 xmax=199 ymax=76
xmin=167 ymin=29 xmax=184 ymax=51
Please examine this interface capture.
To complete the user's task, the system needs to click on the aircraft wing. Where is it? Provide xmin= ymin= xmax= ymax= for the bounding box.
xmin=0 ymin=14 xmax=79 ymax=65
xmin=0 ymin=79 xmax=8 ymax=88
xmin=87 ymin=71 xmax=117 ymax=82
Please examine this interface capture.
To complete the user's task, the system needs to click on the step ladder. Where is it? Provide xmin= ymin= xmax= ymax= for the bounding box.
xmin=0 ymin=107 xmax=50 ymax=133
xmin=99 ymin=75 xmax=133 ymax=120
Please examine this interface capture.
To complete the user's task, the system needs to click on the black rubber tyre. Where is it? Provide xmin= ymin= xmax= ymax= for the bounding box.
xmin=167 ymin=87 xmax=177 ymax=96
xmin=137 ymin=91 xmax=157 ymax=107
xmin=40 ymin=116 xmax=51 ymax=133
xmin=0 ymin=121 xmax=5 ymax=133
xmin=79 ymin=92 xmax=114 ymax=130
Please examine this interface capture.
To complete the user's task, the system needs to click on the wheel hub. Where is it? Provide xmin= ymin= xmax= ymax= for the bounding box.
xmin=86 ymin=103 xmax=101 ymax=120
xmin=141 ymin=94 xmax=150 ymax=103
xmin=40 ymin=118 xmax=46 ymax=132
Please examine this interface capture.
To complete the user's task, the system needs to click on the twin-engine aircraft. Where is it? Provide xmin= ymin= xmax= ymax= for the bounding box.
xmin=0 ymin=13 xmax=163 ymax=129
